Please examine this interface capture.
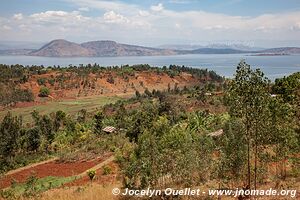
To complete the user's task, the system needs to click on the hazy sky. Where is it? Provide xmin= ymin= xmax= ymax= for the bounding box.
xmin=1 ymin=0 xmax=300 ymax=47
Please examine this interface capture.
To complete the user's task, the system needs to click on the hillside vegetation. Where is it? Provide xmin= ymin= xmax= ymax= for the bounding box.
xmin=0 ymin=61 xmax=299 ymax=199
xmin=0 ymin=64 xmax=222 ymax=108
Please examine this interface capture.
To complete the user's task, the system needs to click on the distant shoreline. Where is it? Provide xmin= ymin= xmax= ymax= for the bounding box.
xmin=248 ymin=53 xmax=290 ymax=56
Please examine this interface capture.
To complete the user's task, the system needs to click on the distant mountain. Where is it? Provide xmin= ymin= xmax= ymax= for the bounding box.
xmin=30 ymin=39 xmax=93 ymax=57
xmin=0 ymin=41 xmax=45 ymax=50
xmin=29 ymin=39 xmax=177 ymax=57
xmin=0 ymin=39 xmax=300 ymax=57
xmin=259 ymin=47 xmax=300 ymax=54
xmin=205 ymin=44 xmax=265 ymax=51
xmin=158 ymin=44 xmax=204 ymax=50
xmin=158 ymin=43 xmax=264 ymax=51
xmin=81 ymin=40 xmax=177 ymax=57
xmin=0 ymin=49 xmax=34 ymax=55
xmin=190 ymin=48 xmax=247 ymax=54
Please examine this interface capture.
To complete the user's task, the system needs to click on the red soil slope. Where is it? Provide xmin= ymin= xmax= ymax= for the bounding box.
xmin=20 ymin=71 xmax=201 ymax=101
xmin=0 ymin=153 xmax=112 ymax=189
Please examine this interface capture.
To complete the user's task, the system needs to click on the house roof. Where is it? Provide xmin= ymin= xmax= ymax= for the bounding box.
xmin=208 ymin=129 xmax=223 ymax=137
xmin=102 ymin=126 xmax=116 ymax=133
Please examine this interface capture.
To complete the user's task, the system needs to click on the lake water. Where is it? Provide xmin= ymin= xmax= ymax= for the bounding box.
xmin=1 ymin=54 xmax=300 ymax=80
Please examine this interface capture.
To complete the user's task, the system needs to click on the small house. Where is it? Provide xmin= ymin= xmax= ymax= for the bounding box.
xmin=208 ymin=129 xmax=223 ymax=137
xmin=102 ymin=126 xmax=117 ymax=133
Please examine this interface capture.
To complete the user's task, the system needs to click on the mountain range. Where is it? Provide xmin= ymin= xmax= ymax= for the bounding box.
xmin=158 ymin=44 xmax=265 ymax=51
xmin=1 ymin=39 xmax=300 ymax=57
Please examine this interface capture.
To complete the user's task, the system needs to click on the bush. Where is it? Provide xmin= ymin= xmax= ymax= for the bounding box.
xmin=102 ymin=165 xmax=112 ymax=175
xmin=87 ymin=170 xmax=96 ymax=181
xmin=39 ymin=87 xmax=50 ymax=97
xmin=106 ymin=76 xmax=114 ymax=84
xmin=37 ymin=78 xmax=46 ymax=86
xmin=135 ymin=90 xmax=141 ymax=98
xmin=48 ymin=79 xmax=55 ymax=86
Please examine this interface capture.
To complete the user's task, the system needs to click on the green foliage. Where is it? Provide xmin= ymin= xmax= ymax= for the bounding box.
xmin=0 ymin=112 xmax=23 ymax=172
xmin=0 ymin=86 xmax=34 ymax=106
xmin=48 ymin=78 xmax=55 ymax=86
xmin=1 ymin=175 xmax=77 ymax=198
xmin=0 ymin=62 xmax=298 ymax=195
xmin=144 ymin=88 xmax=152 ymax=97
xmin=135 ymin=90 xmax=141 ymax=98
xmin=94 ymin=111 xmax=104 ymax=134
xmin=24 ymin=174 xmax=39 ymax=197
xmin=87 ymin=170 xmax=96 ymax=181
xmin=39 ymin=87 xmax=50 ymax=97
xmin=102 ymin=165 xmax=112 ymax=175
xmin=77 ymin=109 xmax=87 ymax=123
xmin=218 ymin=118 xmax=247 ymax=182
xmin=273 ymin=72 xmax=300 ymax=103
xmin=226 ymin=60 xmax=271 ymax=188
xmin=122 ymin=115 xmax=217 ymax=188
xmin=37 ymin=78 xmax=47 ymax=86
xmin=25 ymin=127 xmax=42 ymax=151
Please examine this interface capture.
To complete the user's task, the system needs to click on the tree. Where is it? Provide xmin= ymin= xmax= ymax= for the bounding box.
xmin=135 ymin=90 xmax=141 ymax=99
xmin=218 ymin=118 xmax=247 ymax=186
xmin=226 ymin=60 xmax=270 ymax=190
xmin=77 ymin=109 xmax=87 ymax=123
xmin=53 ymin=110 xmax=66 ymax=132
xmin=31 ymin=111 xmax=54 ymax=152
xmin=94 ymin=111 xmax=104 ymax=134
xmin=268 ymin=98 xmax=298 ymax=180
xmin=144 ymin=88 xmax=152 ymax=97
xmin=25 ymin=127 xmax=41 ymax=151
xmin=0 ymin=112 xmax=22 ymax=160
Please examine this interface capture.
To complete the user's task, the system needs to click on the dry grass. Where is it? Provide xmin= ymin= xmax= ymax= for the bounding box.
xmin=24 ymin=184 xmax=120 ymax=200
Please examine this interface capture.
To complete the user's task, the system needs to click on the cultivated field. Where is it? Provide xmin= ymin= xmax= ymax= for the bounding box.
xmin=0 ymin=95 xmax=122 ymax=123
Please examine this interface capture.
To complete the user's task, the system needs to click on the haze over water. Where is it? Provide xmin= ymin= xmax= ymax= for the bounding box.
xmin=1 ymin=54 xmax=300 ymax=80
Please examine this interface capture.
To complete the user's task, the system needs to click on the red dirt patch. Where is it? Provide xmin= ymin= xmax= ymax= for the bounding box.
xmin=19 ymin=71 xmax=201 ymax=101
xmin=63 ymin=161 xmax=119 ymax=187
xmin=0 ymin=153 xmax=112 ymax=189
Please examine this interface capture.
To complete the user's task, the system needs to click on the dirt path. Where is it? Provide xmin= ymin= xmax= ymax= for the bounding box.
xmin=5 ymin=157 xmax=58 ymax=176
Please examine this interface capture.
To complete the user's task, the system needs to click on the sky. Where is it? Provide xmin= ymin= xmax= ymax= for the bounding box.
xmin=1 ymin=0 xmax=300 ymax=47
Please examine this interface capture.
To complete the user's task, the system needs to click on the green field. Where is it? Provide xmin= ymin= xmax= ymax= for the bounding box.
xmin=0 ymin=96 xmax=122 ymax=123
xmin=3 ymin=175 xmax=78 ymax=197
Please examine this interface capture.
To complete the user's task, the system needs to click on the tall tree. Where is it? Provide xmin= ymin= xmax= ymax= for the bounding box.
xmin=226 ymin=60 xmax=270 ymax=189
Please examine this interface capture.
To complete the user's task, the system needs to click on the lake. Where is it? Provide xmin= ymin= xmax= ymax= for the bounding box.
xmin=1 ymin=54 xmax=300 ymax=80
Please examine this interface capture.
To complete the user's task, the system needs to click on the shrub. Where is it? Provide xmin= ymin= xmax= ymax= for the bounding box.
xmin=87 ymin=170 xmax=96 ymax=181
xmin=102 ymin=165 xmax=112 ymax=175
xmin=106 ymin=76 xmax=114 ymax=84
xmin=135 ymin=90 xmax=141 ymax=98
xmin=37 ymin=78 xmax=46 ymax=86
xmin=24 ymin=174 xmax=38 ymax=197
xmin=39 ymin=87 xmax=50 ymax=97
xmin=48 ymin=79 xmax=55 ymax=86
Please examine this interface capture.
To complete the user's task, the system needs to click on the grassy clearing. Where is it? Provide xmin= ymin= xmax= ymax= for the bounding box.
xmin=0 ymin=96 xmax=122 ymax=123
